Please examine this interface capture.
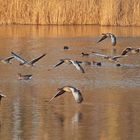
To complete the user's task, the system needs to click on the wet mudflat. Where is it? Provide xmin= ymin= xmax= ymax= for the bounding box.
xmin=0 ymin=25 xmax=140 ymax=140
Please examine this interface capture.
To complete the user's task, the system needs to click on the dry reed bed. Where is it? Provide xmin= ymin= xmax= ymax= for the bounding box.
xmin=0 ymin=0 xmax=139 ymax=26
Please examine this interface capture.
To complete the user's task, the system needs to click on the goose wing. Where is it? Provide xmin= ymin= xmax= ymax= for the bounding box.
xmin=49 ymin=89 xmax=65 ymax=102
xmin=70 ymin=60 xmax=85 ymax=73
xmin=112 ymin=55 xmax=123 ymax=60
xmin=53 ymin=60 xmax=65 ymax=68
xmin=11 ymin=52 xmax=28 ymax=64
xmin=2 ymin=56 xmax=14 ymax=63
xmin=121 ymin=47 xmax=132 ymax=55
xmin=28 ymin=53 xmax=46 ymax=65
xmin=97 ymin=34 xmax=108 ymax=43
xmin=92 ymin=52 xmax=108 ymax=58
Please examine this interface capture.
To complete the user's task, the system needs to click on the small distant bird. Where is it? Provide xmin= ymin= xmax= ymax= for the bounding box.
xmin=50 ymin=59 xmax=85 ymax=73
xmin=63 ymin=46 xmax=69 ymax=50
xmin=49 ymin=86 xmax=83 ymax=103
xmin=0 ymin=56 xmax=14 ymax=64
xmin=18 ymin=73 xmax=32 ymax=80
xmin=97 ymin=33 xmax=116 ymax=46
xmin=0 ymin=93 xmax=6 ymax=104
xmin=81 ymin=52 xmax=90 ymax=57
xmin=121 ymin=47 xmax=140 ymax=55
xmin=11 ymin=52 xmax=46 ymax=67
xmin=92 ymin=52 xmax=123 ymax=62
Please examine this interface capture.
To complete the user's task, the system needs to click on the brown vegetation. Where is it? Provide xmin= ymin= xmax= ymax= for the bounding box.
xmin=0 ymin=0 xmax=139 ymax=26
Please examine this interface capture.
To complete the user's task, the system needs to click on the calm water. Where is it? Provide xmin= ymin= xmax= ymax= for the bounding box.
xmin=0 ymin=25 xmax=140 ymax=140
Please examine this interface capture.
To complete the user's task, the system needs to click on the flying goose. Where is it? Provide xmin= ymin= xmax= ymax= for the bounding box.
xmin=121 ymin=47 xmax=140 ymax=55
xmin=49 ymin=86 xmax=83 ymax=103
xmin=0 ymin=56 xmax=14 ymax=64
xmin=92 ymin=52 xmax=123 ymax=62
xmin=49 ymin=59 xmax=85 ymax=73
xmin=11 ymin=52 xmax=46 ymax=66
xmin=18 ymin=73 xmax=32 ymax=80
xmin=97 ymin=33 xmax=116 ymax=46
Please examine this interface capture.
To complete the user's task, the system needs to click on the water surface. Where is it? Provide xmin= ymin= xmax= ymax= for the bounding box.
xmin=0 ymin=25 xmax=140 ymax=140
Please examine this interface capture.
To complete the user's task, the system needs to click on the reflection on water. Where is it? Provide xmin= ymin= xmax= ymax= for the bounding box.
xmin=0 ymin=25 xmax=140 ymax=140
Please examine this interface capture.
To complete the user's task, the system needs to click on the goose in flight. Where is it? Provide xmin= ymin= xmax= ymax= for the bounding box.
xmin=49 ymin=59 xmax=85 ymax=73
xmin=11 ymin=52 xmax=46 ymax=66
xmin=0 ymin=93 xmax=6 ymax=104
xmin=0 ymin=56 xmax=14 ymax=64
xmin=49 ymin=86 xmax=83 ymax=103
xmin=18 ymin=73 xmax=32 ymax=80
xmin=121 ymin=47 xmax=140 ymax=55
xmin=97 ymin=33 xmax=116 ymax=46
xmin=92 ymin=52 xmax=123 ymax=62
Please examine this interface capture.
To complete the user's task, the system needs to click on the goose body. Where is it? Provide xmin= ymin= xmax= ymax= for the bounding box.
xmin=49 ymin=86 xmax=83 ymax=103
xmin=97 ymin=33 xmax=116 ymax=46
xmin=81 ymin=52 xmax=90 ymax=57
xmin=63 ymin=46 xmax=69 ymax=50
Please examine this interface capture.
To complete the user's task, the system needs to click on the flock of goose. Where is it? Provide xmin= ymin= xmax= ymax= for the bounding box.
xmin=0 ymin=33 xmax=139 ymax=104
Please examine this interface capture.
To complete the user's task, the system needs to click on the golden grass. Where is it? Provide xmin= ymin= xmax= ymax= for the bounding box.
xmin=0 ymin=0 xmax=139 ymax=26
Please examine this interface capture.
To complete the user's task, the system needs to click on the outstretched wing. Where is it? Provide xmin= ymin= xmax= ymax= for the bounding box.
xmin=53 ymin=60 xmax=65 ymax=68
xmin=70 ymin=60 xmax=85 ymax=73
xmin=92 ymin=52 xmax=108 ymax=58
xmin=2 ymin=56 xmax=14 ymax=63
xmin=112 ymin=55 xmax=123 ymax=60
xmin=28 ymin=53 xmax=46 ymax=65
xmin=121 ymin=48 xmax=132 ymax=55
xmin=97 ymin=34 xmax=108 ymax=43
xmin=49 ymin=90 xmax=65 ymax=102
xmin=11 ymin=52 xmax=28 ymax=64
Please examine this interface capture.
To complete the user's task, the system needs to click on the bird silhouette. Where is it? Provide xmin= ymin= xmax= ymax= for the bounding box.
xmin=49 ymin=59 xmax=85 ymax=73
xmin=49 ymin=86 xmax=83 ymax=103
xmin=97 ymin=33 xmax=116 ymax=46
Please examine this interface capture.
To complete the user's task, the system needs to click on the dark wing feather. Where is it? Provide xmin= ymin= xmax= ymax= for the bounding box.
xmin=97 ymin=34 xmax=108 ymax=43
xmin=49 ymin=90 xmax=65 ymax=102
xmin=121 ymin=48 xmax=131 ymax=55
xmin=53 ymin=60 xmax=64 ymax=68
xmin=29 ymin=54 xmax=46 ymax=65
xmin=2 ymin=56 xmax=14 ymax=63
